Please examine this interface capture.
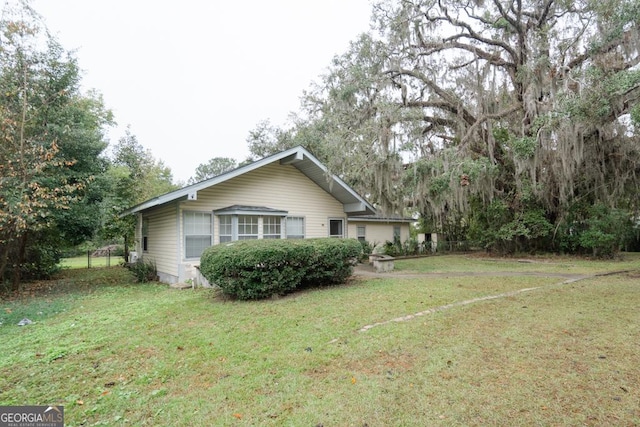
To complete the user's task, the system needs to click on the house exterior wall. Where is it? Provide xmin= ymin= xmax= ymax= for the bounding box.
xmin=138 ymin=162 xmax=350 ymax=284
xmin=178 ymin=162 xmax=346 ymax=247
xmin=138 ymin=202 xmax=179 ymax=282
xmin=348 ymin=221 xmax=411 ymax=245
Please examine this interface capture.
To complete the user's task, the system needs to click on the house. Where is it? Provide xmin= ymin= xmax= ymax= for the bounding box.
xmin=348 ymin=215 xmax=414 ymax=246
xmin=123 ymin=146 xmax=412 ymax=284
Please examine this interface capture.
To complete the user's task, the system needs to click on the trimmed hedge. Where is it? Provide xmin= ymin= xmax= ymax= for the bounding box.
xmin=199 ymin=238 xmax=363 ymax=300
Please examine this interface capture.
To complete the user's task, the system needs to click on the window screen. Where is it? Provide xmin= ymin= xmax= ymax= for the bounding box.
xmin=184 ymin=211 xmax=212 ymax=258
xmin=286 ymin=217 xmax=304 ymax=239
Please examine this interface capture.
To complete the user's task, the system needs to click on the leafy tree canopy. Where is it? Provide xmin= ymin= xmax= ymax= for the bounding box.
xmin=0 ymin=1 xmax=113 ymax=286
xmin=188 ymin=157 xmax=237 ymax=184
xmin=99 ymin=128 xmax=179 ymax=251
xmin=247 ymin=0 xmax=640 ymax=254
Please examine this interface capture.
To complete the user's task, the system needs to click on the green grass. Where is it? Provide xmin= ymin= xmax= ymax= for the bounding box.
xmin=60 ymin=256 xmax=126 ymax=269
xmin=1 ymin=256 xmax=639 ymax=426
xmin=394 ymin=252 xmax=640 ymax=275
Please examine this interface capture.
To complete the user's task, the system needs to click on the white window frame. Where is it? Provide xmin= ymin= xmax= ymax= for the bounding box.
xmin=263 ymin=216 xmax=282 ymax=239
xmin=141 ymin=218 xmax=149 ymax=252
xmin=219 ymin=215 xmax=233 ymax=243
xmin=183 ymin=211 xmax=212 ymax=259
xmin=328 ymin=218 xmax=344 ymax=238
xmin=357 ymin=225 xmax=366 ymax=242
xmin=285 ymin=216 xmax=305 ymax=239
xmin=237 ymin=215 xmax=259 ymax=240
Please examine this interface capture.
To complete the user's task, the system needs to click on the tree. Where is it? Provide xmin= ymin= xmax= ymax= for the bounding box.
xmin=245 ymin=119 xmax=296 ymax=160
xmin=0 ymin=2 xmax=112 ymax=286
xmin=255 ymin=0 xmax=640 ymax=253
xmin=188 ymin=157 xmax=237 ymax=184
xmin=99 ymin=128 xmax=179 ymax=259
xmin=109 ymin=128 xmax=176 ymax=202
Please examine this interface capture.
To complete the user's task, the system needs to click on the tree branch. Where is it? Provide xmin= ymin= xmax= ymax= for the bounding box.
xmin=387 ymin=68 xmax=478 ymax=126
xmin=436 ymin=6 xmax=520 ymax=63
xmin=459 ymin=103 xmax=522 ymax=148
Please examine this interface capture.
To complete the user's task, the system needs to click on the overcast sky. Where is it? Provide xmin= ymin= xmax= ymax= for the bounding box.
xmin=30 ymin=0 xmax=374 ymax=183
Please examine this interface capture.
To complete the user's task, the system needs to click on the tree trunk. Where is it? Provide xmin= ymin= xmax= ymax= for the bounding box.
xmin=124 ymin=234 xmax=129 ymax=264
xmin=0 ymin=241 xmax=10 ymax=285
xmin=11 ymin=233 xmax=28 ymax=292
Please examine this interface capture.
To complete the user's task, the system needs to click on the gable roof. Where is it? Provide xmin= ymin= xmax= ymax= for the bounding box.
xmin=123 ymin=146 xmax=376 ymax=216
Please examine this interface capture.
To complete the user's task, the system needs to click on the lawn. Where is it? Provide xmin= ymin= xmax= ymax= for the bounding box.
xmin=1 ymin=255 xmax=639 ymax=426
xmin=60 ymin=255 xmax=126 ymax=269
xmin=394 ymin=252 xmax=640 ymax=275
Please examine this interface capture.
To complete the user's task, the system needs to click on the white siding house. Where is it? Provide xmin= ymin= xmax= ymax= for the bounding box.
xmin=123 ymin=146 xmax=410 ymax=284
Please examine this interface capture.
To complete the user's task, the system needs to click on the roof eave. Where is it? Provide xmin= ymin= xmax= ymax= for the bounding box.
xmin=123 ymin=146 xmax=376 ymax=216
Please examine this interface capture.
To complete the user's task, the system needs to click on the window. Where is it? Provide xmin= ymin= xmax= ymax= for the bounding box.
xmin=357 ymin=225 xmax=366 ymax=242
xmin=219 ymin=215 xmax=233 ymax=243
xmin=237 ymin=215 xmax=259 ymax=240
xmin=329 ymin=219 xmax=344 ymax=238
xmin=286 ymin=217 xmax=304 ymax=239
xmin=142 ymin=218 xmax=149 ymax=252
xmin=393 ymin=225 xmax=401 ymax=243
xmin=184 ymin=211 xmax=212 ymax=258
xmin=263 ymin=216 xmax=282 ymax=239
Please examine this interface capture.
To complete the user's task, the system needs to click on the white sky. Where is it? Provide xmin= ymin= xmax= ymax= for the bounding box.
xmin=30 ymin=0 xmax=374 ymax=183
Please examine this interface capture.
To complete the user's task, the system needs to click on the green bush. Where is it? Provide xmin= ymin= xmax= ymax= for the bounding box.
xmin=126 ymin=259 xmax=158 ymax=283
xmin=379 ymin=237 xmax=422 ymax=257
xmin=2 ymin=230 xmax=62 ymax=286
xmin=577 ymin=205 xmax=628 ymax=258
xmin=556 ymin=203 xmax=632 ymax=257
xmin=300 ymin=238 xmax=363 ymax=288
xmin=359 ymin=240 xmax=374 ymax=260
xmin=199 ymin=238 xmax=362 ymax=300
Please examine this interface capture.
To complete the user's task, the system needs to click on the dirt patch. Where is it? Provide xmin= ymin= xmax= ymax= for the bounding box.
xmin=305 ymin=350 xmax=416 ymax=381
xmin=623 ymin=270 xmax=640 ymax=279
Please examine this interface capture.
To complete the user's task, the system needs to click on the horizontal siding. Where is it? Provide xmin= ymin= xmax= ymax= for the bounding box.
xmin=348 ymin=222 xmax=411 ymax=245
xmin=142 ymin=203 xmax=178 ymax=277
xmin=179 ymin=162 xmax=346 ymax=243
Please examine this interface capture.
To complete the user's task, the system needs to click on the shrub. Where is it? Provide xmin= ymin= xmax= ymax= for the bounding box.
xmin=200 ymin=240 xmax=308 ymax=300
xmin=378 ymin=237 xmax=423 ymax=257
xmin=382 ymin=240 xmax=400 ymax=257
xmin=359 ymin=240 xmax=374 ymax=260
xmin=126 ymin=259 xmax=157 ymax=283
xmin=577 ymin=205 xmax=629 ymax=258
xmin=199 ymin=238 xmax=362 ymax=300
xmin=300 ymin=238 xmax=363 ymax=288
xmin=2 ymin=230 xmax=62 ymax=287
xmin=556 ymin=203 xmax=632 ymax=257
